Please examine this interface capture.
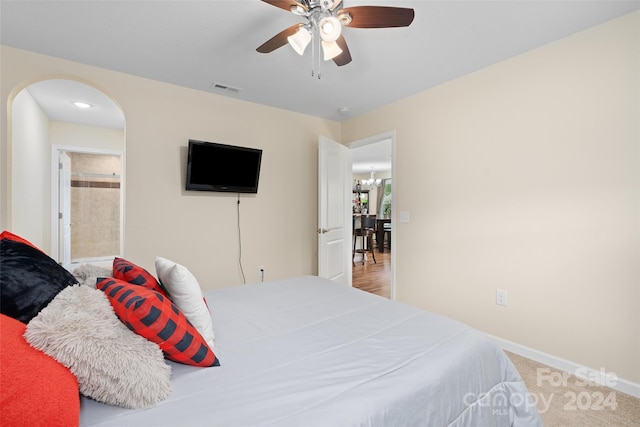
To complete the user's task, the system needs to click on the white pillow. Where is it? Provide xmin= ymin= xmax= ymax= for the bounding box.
xmin=24 ymin=285 xmax=172 ymax=409
xmin=155 ymin=256 xmax=215 ymax=349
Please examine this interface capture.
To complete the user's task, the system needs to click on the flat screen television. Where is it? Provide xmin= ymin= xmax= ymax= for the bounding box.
xmin=185 ymin=140 xmax=262 ymax=193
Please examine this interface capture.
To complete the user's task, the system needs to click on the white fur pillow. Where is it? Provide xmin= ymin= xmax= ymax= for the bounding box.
xmin=72 ymin=263 xmax=113 ymax=288
xmin=155 ymin=256 xmax=215 ymax=349
xmin=24 ymin=285 xmax=172 ymax=409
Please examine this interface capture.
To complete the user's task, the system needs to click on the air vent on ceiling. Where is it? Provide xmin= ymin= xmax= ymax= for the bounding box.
xmin=210 ymin=82 xmax=242 ymax=94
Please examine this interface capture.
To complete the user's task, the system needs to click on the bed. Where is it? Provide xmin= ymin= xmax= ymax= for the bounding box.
xmin=79 ymin=275 xmax=542 ymax=426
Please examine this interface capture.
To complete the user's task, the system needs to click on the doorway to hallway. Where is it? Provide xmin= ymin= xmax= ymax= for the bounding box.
xmin=349 ymin=133 xmax=394 ymax=299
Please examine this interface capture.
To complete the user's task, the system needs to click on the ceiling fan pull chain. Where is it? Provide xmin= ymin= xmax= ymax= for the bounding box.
xmin=311 ymin=31 xmax=316 ymax=78
xmin=317 ymin=34 xmax=322 ymax=79
xmin=310 ymin=31 xmax=322 ymax=79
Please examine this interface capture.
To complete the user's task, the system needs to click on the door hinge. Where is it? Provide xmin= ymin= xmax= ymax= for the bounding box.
xmin=59 ymin=162 xmax=63 ymax=170
xmin=59 ymin=212 xmax=63 ymax=219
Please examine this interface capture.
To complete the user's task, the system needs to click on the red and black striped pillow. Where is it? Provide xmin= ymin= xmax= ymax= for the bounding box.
xmin=113 ymin=257 xmax=168 ymax=297
xmin=97 ymin=277 xmax=219 ymax=367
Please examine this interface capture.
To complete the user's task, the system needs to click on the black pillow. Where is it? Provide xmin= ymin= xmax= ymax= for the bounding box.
xmin=0 ymin=231 xmax=78 ymax=323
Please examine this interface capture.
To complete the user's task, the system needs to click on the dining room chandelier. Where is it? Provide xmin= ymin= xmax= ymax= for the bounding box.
xmin=362 ymin=170 xmax=381 ymax=187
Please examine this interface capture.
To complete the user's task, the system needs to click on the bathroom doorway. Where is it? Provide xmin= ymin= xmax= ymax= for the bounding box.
xmin=54 ymin=148 xmax=123 ymax=269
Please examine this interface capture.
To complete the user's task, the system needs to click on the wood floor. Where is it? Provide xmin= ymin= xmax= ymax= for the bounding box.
xmin=352 ymin=248 xmax=391 ymax=298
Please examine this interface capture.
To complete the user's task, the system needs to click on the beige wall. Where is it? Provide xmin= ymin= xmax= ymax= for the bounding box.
xmin=10 ymin=88 xmax=50 ymax=250
xmin=1 ymin=45 xmax=341 ymax=288
xmin=49 ymin=121 xmax=124 ymax=152
xmin=343 ymin=12 xmax=640 ymax=384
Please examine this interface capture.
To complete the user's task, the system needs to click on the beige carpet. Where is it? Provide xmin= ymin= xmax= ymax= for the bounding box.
xmin=506 ymin=351 xmax=640 ymax=426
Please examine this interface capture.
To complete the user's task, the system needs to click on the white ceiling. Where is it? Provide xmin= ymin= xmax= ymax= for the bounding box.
xmin=2 ymin=0 xmax=638 ymax=122
xmin=26 ymin=79 xmax=126 ymax=130
xmin=3 ymin=0 xmax=638 ymax=172
xmin=351 ymin=138 xmax=392 ymax=174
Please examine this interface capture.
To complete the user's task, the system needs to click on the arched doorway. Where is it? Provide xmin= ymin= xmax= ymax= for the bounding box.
xmin=9 ymin=78 xmax=125 ymax=269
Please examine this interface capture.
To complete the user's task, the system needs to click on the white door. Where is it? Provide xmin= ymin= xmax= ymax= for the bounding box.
xmin=59 ymin=151 xmax=72 ymax=269
xmin=318 ymin=136 xmax=351 ymax=285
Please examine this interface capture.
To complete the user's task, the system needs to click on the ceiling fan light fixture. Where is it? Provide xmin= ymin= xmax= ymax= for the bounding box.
xmin=337 ymin=12 xmax=352 ymax=26
xmin=321 ymin=40 xmax=342 ymax=61
xmin=318 ymin=16 xmax=341 ymax=42
xmin=290 ymin=4 xmax=306 ymax=15
xmin=257 ymin=0 xmax=415 ymax=73
xmin=287 ymin=27 xmax=312 ymax=55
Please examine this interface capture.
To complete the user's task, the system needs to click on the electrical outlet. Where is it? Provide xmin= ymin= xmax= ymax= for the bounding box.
xmin=496 ymin=289 xmax=507 ymax=306
xmin=258 ymin=266 xmax=265 ymax=282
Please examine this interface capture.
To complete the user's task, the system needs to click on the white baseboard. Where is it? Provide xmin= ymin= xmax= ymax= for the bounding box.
xmin=488 ymin=334 xmax=640 ymax=399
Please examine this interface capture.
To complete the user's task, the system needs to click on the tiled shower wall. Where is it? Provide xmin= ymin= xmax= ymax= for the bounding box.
xmin=69 ymin=152 xmax=121 ymax=260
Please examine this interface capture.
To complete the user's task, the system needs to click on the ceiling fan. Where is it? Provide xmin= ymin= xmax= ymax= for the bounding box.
xmin=256 ymin=0 xmax=415 ymax=69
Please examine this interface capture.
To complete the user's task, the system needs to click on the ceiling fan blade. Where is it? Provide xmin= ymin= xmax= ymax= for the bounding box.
xmin=333 ymin=35 xmax=352 ymax=66
xmin=256 ymin=24 xmax=302 ymax=53
xmin=260 ymin=0 xmax=300 ymax=12
xmin=340 ymin=6 xmax=414 ymax=28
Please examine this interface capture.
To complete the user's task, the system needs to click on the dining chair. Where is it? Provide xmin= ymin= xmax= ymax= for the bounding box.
xmin=353 ymin=215 xmax=377 ymax=265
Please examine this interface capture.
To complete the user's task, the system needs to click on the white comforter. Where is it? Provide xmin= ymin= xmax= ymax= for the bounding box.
xmin=80 ymin=275 xmax=542 ymax=426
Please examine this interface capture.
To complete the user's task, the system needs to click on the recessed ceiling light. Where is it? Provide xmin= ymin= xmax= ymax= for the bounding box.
xmin=338 ymin=107 xmax=350 ymax=114
xmin=72 ymin=101 xmax=92 ymax=109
